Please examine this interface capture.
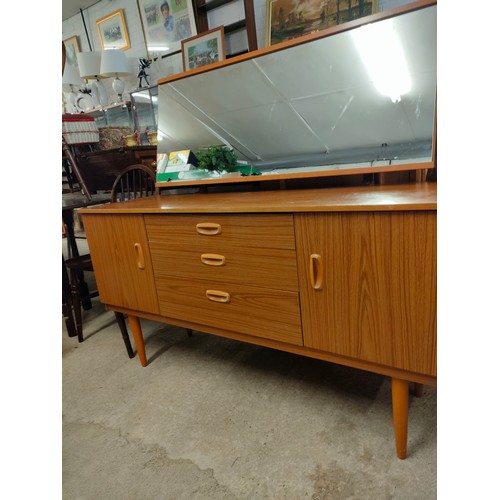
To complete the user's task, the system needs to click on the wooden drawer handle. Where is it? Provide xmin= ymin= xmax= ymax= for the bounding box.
xmin=201 ymin=253 xmax=226 ymax=266
xmin=309 ymin=253 xmax=323 ymax=290
xmin=206 ymin=290 xmax=230 ymax=303
xmin=196 ymin=222 xmax=221 ymax=235
xmin=134 ymin=243 xmax=145 ymax=270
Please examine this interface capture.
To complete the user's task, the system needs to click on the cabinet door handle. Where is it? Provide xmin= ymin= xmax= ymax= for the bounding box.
xmin=309 ymin=254 xmax=323 ymax=290
xmin=196 ymin=222 xmax=221 ymax=235
xmin=206 ymin=290 xmax=231 ymax=303
xmin=201 ymin=253 xmax=226 ymax=266
xmin=134 ymin=243 xmax=145 ymax=270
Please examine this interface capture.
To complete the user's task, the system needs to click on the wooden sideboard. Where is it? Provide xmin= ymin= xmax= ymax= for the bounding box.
xmin=75 ymin=146 xmax=157 ymax=193
xmin=79 ymin=183 xmax=437 ymax=459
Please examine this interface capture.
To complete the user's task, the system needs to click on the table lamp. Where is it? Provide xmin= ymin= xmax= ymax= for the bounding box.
xmin=100 ymin=49 xmax=131 ymax=103
xmin=77 ymin=51 xmax=108 ymax=107
xmin=62 ymin=63 xmax=83 ymax=112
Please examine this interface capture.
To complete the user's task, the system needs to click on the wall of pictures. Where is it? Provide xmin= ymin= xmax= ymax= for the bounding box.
xmin=62 ymin=0 xmax=410 ymax=107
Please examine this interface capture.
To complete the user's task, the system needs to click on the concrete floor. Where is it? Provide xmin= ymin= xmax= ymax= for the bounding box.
xmin=62 ymin=241 xmax=436 ymax=499
xmin=62 ymin=305 xmax=436 ymax=498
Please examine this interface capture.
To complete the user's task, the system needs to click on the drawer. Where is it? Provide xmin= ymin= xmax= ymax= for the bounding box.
xmin=145 ymin=214 xmax=296 ymax=250
xmin=149 ymin=243 xmax=298 ymax=291
xmin=156 ymin=277 xmax=303 ymax=346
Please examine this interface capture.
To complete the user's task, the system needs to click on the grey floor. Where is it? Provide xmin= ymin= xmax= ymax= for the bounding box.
xmin=62 ymin=240 xmax=437 ymax=499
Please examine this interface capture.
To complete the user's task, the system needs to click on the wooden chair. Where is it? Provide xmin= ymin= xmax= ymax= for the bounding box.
xmin=111 ymin=164 xmax=157 ymax=202
xmin=63 ymin=164 xmax=155 ymax=355
xmin=62 ymin=183 xmax=135 ymax=358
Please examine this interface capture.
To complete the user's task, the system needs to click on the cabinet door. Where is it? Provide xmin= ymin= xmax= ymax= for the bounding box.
xmin=295 ymin=212 xmax=436 ymax=376
xmin=83 ymin=214 xmax=160 ymax=315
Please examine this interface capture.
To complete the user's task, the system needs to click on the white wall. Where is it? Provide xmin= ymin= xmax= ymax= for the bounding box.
xmin=62 ymin=0 xmax=410 ymax=109
xmin=62 ymin=0 xmax=160 ymax=108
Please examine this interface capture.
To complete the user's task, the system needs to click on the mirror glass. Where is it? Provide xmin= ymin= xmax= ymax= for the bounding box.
xmin=157 ymin=3 xmax=436 ymax=180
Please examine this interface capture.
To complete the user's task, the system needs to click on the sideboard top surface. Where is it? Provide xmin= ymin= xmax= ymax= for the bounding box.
xmin=79 ymin=183 xmax=437 ymax=215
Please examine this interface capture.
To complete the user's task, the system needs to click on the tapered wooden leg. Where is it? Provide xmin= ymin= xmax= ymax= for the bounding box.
xmin=412 ymin=382 xmax=424 ymax=397
xmin=128 ymin=316 xmax=147 ymax=367
xmin=392 ymin=378 xmax=409 ymax=459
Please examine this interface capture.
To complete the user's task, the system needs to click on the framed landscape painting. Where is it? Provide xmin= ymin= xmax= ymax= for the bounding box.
xmin=96 ymin=9 xmax=131 ymax=50
xmin=63 ymin=36 xmax=80 ymax=68
xmin=181 ymin=27 xmax=225 ymax=72
xmin=266 ymin=0 xmax=378 ymax=46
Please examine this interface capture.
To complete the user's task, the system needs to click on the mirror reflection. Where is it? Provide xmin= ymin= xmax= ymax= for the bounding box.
xmin=157 ymin=3 xmax=436 ymax=180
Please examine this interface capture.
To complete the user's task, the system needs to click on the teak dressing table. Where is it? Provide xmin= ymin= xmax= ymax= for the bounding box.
xmin=79 ymin=0 xmax=437 ymax=459
xmin=79 ymin=183 xmax=436 ymax=459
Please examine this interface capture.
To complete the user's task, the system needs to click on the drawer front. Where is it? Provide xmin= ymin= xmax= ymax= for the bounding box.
xmin=145 ymin=214 xmax=296 ymax=250
xmin=156 ymin=277 xmax=303 ymax=345
xmin=149 ymin=243 xmax=298 ymax=291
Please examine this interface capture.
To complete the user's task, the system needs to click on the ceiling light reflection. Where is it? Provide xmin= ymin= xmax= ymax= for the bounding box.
xmin=352 ymin=20 xmax=411 ymax=103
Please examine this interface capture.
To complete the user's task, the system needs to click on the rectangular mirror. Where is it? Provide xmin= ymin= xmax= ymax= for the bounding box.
xmin=156 ymin=0 xmax=436 ymax=186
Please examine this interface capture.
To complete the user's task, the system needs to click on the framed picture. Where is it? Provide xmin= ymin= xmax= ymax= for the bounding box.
xmin=181 ymin=27 xmax=225 ymax=72
xmin=96 ymin=9 xmax=131 ymax=51
xmin=137 ymin=0 xmax=197 ymax=58
xmin=63 ymin=36 xmax=80 ymax=68
xmin=266 ymin=0 xmax=378 ymax=46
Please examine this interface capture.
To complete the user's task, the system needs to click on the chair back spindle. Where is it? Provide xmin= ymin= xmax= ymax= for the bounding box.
xmin=111 ymin=164 xmax=156 ymax=202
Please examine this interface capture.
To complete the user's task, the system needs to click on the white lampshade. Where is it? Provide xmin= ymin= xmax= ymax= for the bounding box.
xmin=100 ymin=49 xmax=131 ymax=102
xmin=100 ymin=49 xmax=131 ymax=77
xmin=62 ymin=64 xmax=83 ymax=91
xmin=77 ymin=51 xmax=102 ymax=80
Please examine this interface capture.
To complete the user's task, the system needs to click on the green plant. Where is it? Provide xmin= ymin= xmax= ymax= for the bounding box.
xmin=195 ymin=145 xmax=239 ymax=173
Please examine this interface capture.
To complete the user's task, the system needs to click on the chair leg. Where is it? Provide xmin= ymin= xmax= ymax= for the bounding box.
xmin=79 ymin=278 xmax=92 ymax=311
xmin=115 ymin=312 xmax=135 ymax=359
xmin=63 ymin=257 xmax=77 ymax=338
xmin=412 ymin=382 xmax=424 ymax=397
xmin=69 ymin=268 xmax=84 ymax=342
xmin=63 ymin=301 xmax=78 ymax=338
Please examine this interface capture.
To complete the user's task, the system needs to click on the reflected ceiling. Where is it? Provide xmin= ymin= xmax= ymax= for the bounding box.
xmin=157 ymin=3 xmax=436 ymax=173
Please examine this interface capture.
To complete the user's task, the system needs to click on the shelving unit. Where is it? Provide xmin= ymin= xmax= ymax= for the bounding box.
xmin=87 ymin=101 xmax=138 ymax=130
xmin=130 ymin=86 xmax=158 ymax=145
xmin=193 ymin=0 xmax=258 ymax=57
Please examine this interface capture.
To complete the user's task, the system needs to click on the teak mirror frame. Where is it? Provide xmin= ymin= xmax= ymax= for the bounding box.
xmin=156 ymin=0 xmax=437 ymax=190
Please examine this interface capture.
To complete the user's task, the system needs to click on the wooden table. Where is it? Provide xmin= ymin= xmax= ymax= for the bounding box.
xmin=79 ymin=183 xmax=437 ymax=459
xmin=74 ymin=146 xmax=157 ymax=193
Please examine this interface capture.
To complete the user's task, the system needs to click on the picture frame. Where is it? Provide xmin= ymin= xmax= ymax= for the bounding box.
xmin=63 ymin=35 xmax=80 ymax=68
xmin=181 ymin=27 xmax=225 ymax=72
xmin=137 ymin=0 xmax=197 ymax=59
xmin=266 ymin=0 xmax=378 ymax=46
xmin=96 ymin=9 xmax=131 ymax=51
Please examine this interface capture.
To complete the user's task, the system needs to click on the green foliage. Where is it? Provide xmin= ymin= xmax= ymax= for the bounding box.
xmin=195 ymin=145 xmax=239 ymax=173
